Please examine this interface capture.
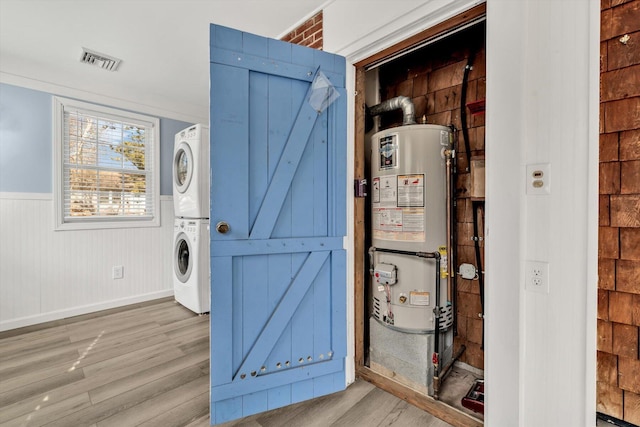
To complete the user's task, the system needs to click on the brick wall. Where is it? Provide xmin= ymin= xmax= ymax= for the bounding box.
xmin=598 ymin=0 xmax=640 ymax=424
xmin=377 ymin=22 xmax=486 ymax=369
xmin=280 ymin=11 xmax=323 ymax=50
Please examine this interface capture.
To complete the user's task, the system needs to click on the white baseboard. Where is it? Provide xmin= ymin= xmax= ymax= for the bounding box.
xmin=0 ymin=289 xmax=174 ymax=332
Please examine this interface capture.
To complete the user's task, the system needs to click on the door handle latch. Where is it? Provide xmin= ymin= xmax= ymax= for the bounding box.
xmin=216 ymin=221 xmax=230 ymax=234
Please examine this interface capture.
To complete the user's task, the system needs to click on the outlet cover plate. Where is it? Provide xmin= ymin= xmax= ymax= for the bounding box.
xmin=525 ymin=260 xmax=549 ymax=293
xmin=112 ymin=265 xmax=124 ymax=280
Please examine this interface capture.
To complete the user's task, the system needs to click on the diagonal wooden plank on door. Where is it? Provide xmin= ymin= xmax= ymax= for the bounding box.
xmin=249 ymin=68 xmax=322 ymax=240
xmin=232 ymin=251 xmax=330 ymax=379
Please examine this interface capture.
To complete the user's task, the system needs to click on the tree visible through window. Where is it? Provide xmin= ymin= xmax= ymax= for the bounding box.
xmin=54 ymin=97 xmax=160 ymax=229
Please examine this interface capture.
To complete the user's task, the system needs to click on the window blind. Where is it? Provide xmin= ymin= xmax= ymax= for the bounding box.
xmin=62 ymin=106 xmax=155 ymax=221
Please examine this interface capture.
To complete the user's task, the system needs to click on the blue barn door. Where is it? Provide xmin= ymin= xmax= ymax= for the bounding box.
xmin=209 ymin=24 xmax=347 ymax=424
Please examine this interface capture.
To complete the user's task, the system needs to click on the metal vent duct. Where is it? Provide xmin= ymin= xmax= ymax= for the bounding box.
xmin=80 ymin=48 xmax=121 ymax=71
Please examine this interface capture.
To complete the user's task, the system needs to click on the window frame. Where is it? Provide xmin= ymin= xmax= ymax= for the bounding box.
xmin=53 ymin=97 xmax=161 ymax=230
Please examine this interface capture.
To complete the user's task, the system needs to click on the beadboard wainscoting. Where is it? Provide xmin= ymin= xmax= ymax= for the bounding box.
xmin=0 ymin=194 xmax=176 ymax=331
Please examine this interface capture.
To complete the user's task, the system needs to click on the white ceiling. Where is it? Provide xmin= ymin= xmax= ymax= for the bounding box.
xmin=0 ymin=0 xmax=327 ymax=123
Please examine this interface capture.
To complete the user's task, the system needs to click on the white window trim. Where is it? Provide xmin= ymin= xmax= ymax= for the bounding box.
xmin=53 ymin=96 xmax=161 ymax=230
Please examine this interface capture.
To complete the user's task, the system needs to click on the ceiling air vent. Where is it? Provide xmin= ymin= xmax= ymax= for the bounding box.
xmin=80 ymin=48 xmax=121 ymax=71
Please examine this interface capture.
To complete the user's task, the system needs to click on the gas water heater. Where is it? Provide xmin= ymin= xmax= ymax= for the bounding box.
xmin=370 ymin=124 xmax=453 ymax=333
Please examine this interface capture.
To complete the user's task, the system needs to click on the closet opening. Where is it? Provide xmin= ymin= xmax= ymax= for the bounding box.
xmin=353 ymin=4 xmax=486 ymax=426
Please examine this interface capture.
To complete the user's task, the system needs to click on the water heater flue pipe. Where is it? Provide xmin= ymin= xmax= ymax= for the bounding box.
xmin=369 ymin=96 xmax=416 ymax=125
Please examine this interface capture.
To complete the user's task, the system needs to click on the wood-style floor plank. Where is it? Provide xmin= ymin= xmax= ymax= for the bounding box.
xmin=0 ymin=342 xmax=186 ymax=423
xmin=0 ymin=348 xmax=80 ymax=381
xmin=0 ymin=298 xmax=458 ymax=427
xmin=331 ymin=386 xmax=411 ymax=427
xmin=250 ymin=379 xmax=376 ymax=427
xmin=378 ymin=400 xmax=454 ymax=427
xmin=44 ymin=364 xmax=207 ymax=427
xmin=0 ymin=330 xmax=72 ymax=360
xmin=96 ymin=375 xmax=209 ymax=427
xmin=88 ymin=348 xmax=208 ymax=404
xmin=0 ymin=368 xmax=85 ymax=407
xmin=137 ymin=391 xmax=210 ymax=427
xmin=1 ymin=392 xmax=93 ymax=427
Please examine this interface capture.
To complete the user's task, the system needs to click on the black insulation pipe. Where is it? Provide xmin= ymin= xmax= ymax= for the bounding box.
xmin=472 ymin=200 xmax=485 ymax=349
xmin=460 ymin=52 xmax=476 ymax=172
xmin=460 ymin=50 xmax=486 ymax=349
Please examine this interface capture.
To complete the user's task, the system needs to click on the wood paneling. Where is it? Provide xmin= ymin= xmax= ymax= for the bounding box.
xmin=354 ymin=65 xmax=366 ymax=369
xmin=624 ymin=390 xmax=640 ymax=426
xmin=607 ymin=30 xmax=640 ymax=70
xmin=619 ymin=356 xmax=640 ymax=393
xmin=597 ymin=381 xmax=624 ymax=418
xmin=620 ymin=228 xmax=640 ymax=260
xmin=620 ymin=129 xmax=640 ymax=160
xmin=599 ymin=7 xmax=640 ymax=424
xmin=611 ymin=195 xmax=640 ymax=227
xmin=597 ymin=350 xmax=618 ymax=385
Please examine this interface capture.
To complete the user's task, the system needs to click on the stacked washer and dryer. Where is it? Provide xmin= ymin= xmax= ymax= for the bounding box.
xmin=172 ymin=124 xmax=210 ymax=314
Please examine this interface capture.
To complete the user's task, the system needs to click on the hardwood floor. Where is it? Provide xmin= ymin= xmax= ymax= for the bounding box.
xmin=0 ymin=298 xmax=452 ymax=426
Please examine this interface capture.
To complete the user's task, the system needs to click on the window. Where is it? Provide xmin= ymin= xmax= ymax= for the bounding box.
xmin=53 ymin=97 xmax=160 ymax=230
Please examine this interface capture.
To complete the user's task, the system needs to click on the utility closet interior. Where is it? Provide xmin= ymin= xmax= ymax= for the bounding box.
xmin=357 ymin=17 xmax=486 ymax=423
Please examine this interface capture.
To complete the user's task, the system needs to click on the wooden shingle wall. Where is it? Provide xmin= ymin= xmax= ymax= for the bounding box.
xmin=598 ymin=0 xmax=640 ymax=424
xmin=376 ymin=23 xmax=486 ymax=370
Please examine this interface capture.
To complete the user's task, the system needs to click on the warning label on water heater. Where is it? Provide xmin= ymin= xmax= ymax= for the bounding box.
xmin=410 ymin=291 xmax=430 ymax=306
xmin=372 ymin=173 xmax=425 ymax=242
xmin=397 ymin=174 xmax=424 ymax=207
xmin=371 ymin=176 xmax=397 ymax=206
xmin=372 ymin=207 xmax=425 ymax=242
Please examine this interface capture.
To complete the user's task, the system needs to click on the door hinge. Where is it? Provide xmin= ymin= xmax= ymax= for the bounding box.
xmin=354 ymin=179 xmax=367 ymax=198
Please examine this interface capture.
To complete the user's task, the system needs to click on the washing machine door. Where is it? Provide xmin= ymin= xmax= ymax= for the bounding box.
xmin=174 ymin=232 xmax=193 ymax=283
xmin=173 ymin=142 xmax=194 ymax=194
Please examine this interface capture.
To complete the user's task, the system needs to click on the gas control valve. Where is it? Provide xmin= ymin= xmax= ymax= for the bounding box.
xmin=373 ymin=262 xmax=397 ymax=285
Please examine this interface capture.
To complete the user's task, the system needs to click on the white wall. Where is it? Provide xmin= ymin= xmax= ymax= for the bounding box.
xmin=322 ymin=0 xmax=598 ymax=425
xmin=0 ymin=82 xmax=191 ymax=332
xmin=0 ymin=194 xmax=175 ymax=331
xmin=485 ymin=1 xmax=599 ymax=425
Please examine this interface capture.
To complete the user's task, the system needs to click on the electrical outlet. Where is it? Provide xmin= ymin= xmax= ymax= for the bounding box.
xmin=525 ymin=261 xmax=549 ymax=293
xmin=112 ymin=265 xmax=124 ymax=280
xmin=526 ymin=163 xmax=551 ymax=195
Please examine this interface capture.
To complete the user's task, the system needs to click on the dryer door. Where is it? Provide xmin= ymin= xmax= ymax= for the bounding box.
xmin=173 ymin=142 xmax=194 ymax=194
xmin=174 ymin=232 xmax=193 ymax=283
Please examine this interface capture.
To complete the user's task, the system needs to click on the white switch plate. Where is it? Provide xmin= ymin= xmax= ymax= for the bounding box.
xmin=526 ymin=163 xmax=551 ymax=195
xmin=525 ymin=261 xmax=549 ymax=293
